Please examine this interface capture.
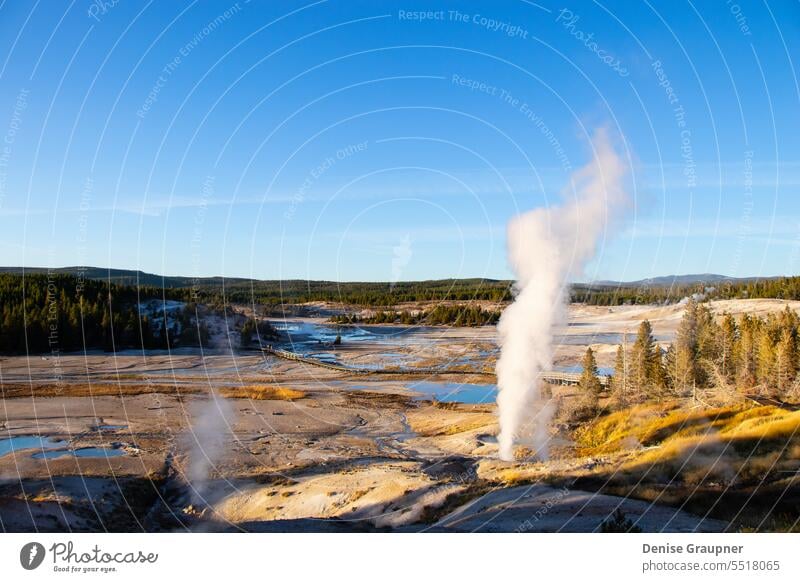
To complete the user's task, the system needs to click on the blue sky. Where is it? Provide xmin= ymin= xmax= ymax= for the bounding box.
xmin=0 ymin=0 xmax=798 ymax=282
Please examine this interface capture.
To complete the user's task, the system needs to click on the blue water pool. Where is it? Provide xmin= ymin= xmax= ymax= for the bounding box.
xmin=0 ymin=436 xmax=66 ymax=456
xmin=409 ymin=381 xmax=498 ymax=404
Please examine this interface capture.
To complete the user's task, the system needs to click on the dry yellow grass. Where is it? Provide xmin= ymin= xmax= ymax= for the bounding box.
xmin=575 ymin=400 xmax=800 ymax=481
xmin=218 ymin=385 xmax=305 ymax=401
xmin=0 ymin=382 xmax=199 ymax=398
xmin=1 ymin=382 xmax=306 ymax=401
xmin=574 ymin=401 xmax=798 ymax=456
xmin=497 ymin=468 xmax=525 ymax=484
xmin=496 ymin=467 xmax=538 ymax=485
xmin=406 ymin=406 xmax=495 ymax=437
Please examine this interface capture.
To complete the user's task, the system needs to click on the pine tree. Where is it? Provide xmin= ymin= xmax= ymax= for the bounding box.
xmin=775 ymin=327 xmax=797 ymax=397
xmin=757 ymin=328 xmax=777 ymax=394
xmin=719 ymin=312 xmax=739 ymax=383
xmin=650 ymin=346 xmax=668 ymax=396
xmin=672 ymin=299 xmax=699 ymax=395
xmin=629 ymin=320 xmax=657 ymax=397
xmin=579 ymin=347 xmax=602 ymax=396
xmin=695 ymin=303 xmax=721 ymax=378
xmin=778 ymin=305 xmax=799 ymax=331
xmin=737 ymin=314 xmax=759 ymax=390
xmin=611 ymin=344 xmax=628 ymax=406
xmin=663 ymin=344 xmax=676 ymax=393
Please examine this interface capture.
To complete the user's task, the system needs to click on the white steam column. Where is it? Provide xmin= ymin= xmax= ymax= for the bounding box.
xmin=495 ymin=129 xmax=631 ymax=461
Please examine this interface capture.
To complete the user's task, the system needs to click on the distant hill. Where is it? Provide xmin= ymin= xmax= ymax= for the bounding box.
xmin=0 ymin=266 xmax=251 ymax=288
xmin=0 ymin=267 xmax=778 ymax=289
xmin=589 ymin=273 xmax=772 ymax=288
xmin=0 ymin=267 xmax=510 ymax=301
xmin=0 ymin=267 xmax=797 ymax=307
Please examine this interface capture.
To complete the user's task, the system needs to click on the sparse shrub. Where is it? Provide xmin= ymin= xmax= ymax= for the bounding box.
xmin=557 ymin=393 xmax=599 ymax=424
xmin=431 ymin=399 xmax=459 ymax=410
xmin=600 ymin=509 xmax=641 ymax=533
xmin=497 ymin=468 xmax=526 ymax=485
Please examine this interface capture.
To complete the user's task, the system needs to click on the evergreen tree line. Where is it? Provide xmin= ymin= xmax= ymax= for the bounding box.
xmin=10 ymin=269 xmax=800 ymax=310
xmin=230 ymin=274 xmax=800 ymax=308
xmin=572 ymin=276 xmax=800 ymax=306
xmin=596 ymin=299 xmax=800 ymax=406
xmin=0 ymin=273 xmax=206 ymax=353
xmin=226 ymin=279 xmax=512 ymax=306
xmin=240 ymin=316 xmax=279 ymax=347
xmin=329 ymin=304 xmax=502 ymax=326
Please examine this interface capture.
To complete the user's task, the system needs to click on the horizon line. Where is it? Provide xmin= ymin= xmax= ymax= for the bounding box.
xmin=0 ymin=265 xmax=786 ymax=286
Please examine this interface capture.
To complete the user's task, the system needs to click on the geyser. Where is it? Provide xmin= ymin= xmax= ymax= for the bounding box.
xmin=495 ymin=129 xmax=630 ymax=461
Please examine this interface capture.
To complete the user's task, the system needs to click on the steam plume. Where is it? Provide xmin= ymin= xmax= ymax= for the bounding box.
xmin=496 ymin=129 xmax=630 ymax=461
xmin=186 ymin=389 xmax=234 ymax=502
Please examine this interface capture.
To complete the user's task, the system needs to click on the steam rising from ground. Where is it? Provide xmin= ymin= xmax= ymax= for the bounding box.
xmin=496 ymin=129 xmax=630 ymax=461
xmin=186 ymin=390 xmax=234 ymax=502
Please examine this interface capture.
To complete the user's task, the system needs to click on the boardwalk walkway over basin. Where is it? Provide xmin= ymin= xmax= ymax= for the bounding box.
xmin=261 ymin=346 xmax=610 ymax=386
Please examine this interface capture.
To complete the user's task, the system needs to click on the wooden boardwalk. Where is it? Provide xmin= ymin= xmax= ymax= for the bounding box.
xmin=262 ymin=346 xmax=370 ymax=373
xmin=540 ymin=370 xmax=610 ymax=387
xmin=261 ymin=346 xmax=610 ymax=386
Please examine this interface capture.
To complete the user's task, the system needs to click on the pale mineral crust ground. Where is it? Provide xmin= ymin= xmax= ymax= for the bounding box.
xmin=2 ymin=300 xmax=795 ymax=532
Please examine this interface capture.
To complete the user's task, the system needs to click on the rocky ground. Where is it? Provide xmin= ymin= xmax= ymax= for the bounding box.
xmin=2 ymin=299 xmax=798 ymax=532
xmin=0 ymin=383 xmax=730 ymax=532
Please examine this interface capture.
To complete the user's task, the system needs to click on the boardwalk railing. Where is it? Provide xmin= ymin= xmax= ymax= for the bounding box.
xmin=540 ymin=370 xmax=610 ymax=387
xmin=261 ymin=346 xmax=366 ymax=373
xmin=261 ymin=346 xmax=610 ymax=386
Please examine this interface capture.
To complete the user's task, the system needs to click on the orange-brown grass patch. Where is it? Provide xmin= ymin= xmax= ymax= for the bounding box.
xmin=496 ymin=468 xmax=531 ymax=485
xmin=573 ymin=401 xmax=796 ymax=457
xmin=0 ymin=382 xmax=199 ymax=398
xmin=406 ymin=406 xmax=495 ymax=437
xmin=572 ymin=400 xmax=800 ymax=529
xmin=218 ymin=385 xmax=305 ymax=401
xmin=576 ymin=401 xmax=800 ymax=485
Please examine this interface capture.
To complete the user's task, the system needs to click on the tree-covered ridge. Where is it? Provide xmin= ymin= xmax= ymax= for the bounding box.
xmin=0 ymin=273 xmax=201 ymax=353
xmin=329 ymin=304 xmax=502 ymax=326
xmin=0 ymin=268 xmax=515 ymax=305
xmin=6 ymin=270 xmax=800 ymax=358
xmin=225 ymin=275 xmax=800 ymax=307
xmin=155 ymin=274 xmax=800 ymax=307
xmin=5 ymin=267 xmax=800 ymax=307
xmin=571 ymin=276 xmax=800 ymax=305
xmin=216 ymin=274 xmax=800 ymax=306
xmin=224 ymin=278 xmax=513 ymax=306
